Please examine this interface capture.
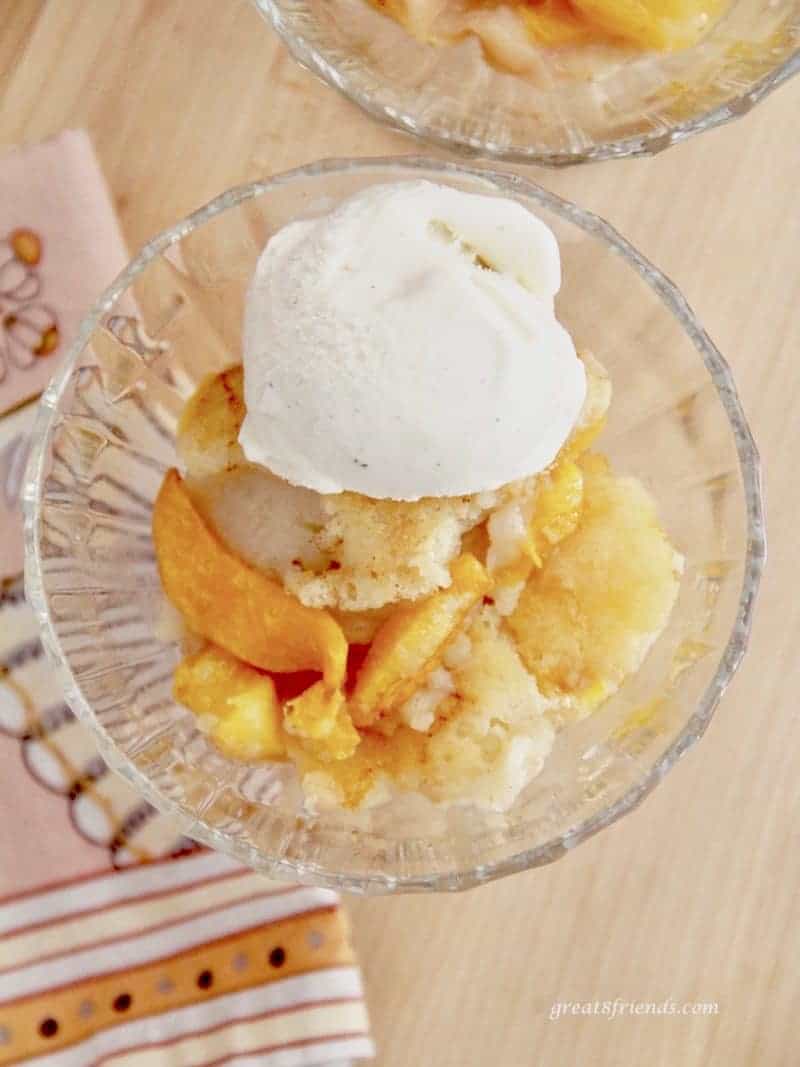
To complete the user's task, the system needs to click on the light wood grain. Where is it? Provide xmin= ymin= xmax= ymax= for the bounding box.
xmin=2 ymin=4 xmax=799 ymax=1065
xmin=0 ymin=0 xmax=44 ymax=99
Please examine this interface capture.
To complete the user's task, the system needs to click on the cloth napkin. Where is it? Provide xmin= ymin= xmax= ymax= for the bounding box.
xmin=0 ymin=132 xmax=373 ymax=1067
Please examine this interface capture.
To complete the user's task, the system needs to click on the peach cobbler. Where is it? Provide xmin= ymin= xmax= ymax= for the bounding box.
xmin=153 ymin=182 xmax=682 ymax=812
xmin=368 ymin=0 xmax=729 ymax=75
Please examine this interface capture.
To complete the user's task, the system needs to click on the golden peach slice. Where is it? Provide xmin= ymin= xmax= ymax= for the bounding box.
xmin=288 ymin=724 xmax=428 ymax=810
xmin=174 ymin=645 xmax=286 ymax=760
xmin=284 ymin=681 xmax=360 ymax=762
xmin=213 ymin=694 xmax=285 ymax=761
xmin=153 ymin=469 xmax=347 ymax=688
xmin=571 ymin=0 xmax=725 ymax=51
xmin=485 ymin=460 xmax=584 ymax=616
xmin=177 ymin=364 xmax=245 ymax=478
xmin=174 ymin=644 xmax=258 ymax=715
xmin=331 ymin=606 xmax=395 ymax=645
xmin=520 ymin=0 xmax=596 ymax=45
xmin=527 ymin=459 xmax=584 ymax=567
xmin=350 ymin=552 xmax=491 ymax=727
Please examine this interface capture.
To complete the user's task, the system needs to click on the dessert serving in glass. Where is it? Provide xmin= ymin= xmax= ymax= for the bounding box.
xmin=253 ymin=0 xmax=799 ymax=164
xmin=24 ymin=158 xmax=764 ymax=892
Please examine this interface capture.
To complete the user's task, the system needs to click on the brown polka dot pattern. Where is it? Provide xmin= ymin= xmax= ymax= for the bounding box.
xmin=0 ymin=907 xmax=350 ymax=1065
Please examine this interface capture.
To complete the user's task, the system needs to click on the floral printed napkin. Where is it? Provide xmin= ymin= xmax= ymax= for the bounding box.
xmin=0 ymin=130 xmax=130 ymax=579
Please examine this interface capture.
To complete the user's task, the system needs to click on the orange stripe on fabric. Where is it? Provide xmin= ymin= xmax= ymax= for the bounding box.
xmin=0 ymin=907 xmax=350 ymax=1065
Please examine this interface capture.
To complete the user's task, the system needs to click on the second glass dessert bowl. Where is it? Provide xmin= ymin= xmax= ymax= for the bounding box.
xmin=253 ymin=0 xmax=800 ymax=164
xmin=24 ymin=158 xmax=764 ymax=892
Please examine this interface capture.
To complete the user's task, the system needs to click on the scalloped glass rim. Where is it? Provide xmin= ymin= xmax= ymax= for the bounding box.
xmin=252 ymin=0 xmax=800 ymax=165
xmin=23 ymin=157 xmax=766 ymax=893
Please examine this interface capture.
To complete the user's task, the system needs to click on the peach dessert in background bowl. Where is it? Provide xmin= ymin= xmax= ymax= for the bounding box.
xmin=24 ymin=159 xmax=764 ymax=891
xmin=252 ymin=0 xmax=800 ymax=163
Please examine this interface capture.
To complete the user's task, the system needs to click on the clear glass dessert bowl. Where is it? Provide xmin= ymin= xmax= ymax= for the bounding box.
xmin=253 ymin=0 xmax=799 ymax=164
xmin=23 ymin=158 xmax=765 ymax=893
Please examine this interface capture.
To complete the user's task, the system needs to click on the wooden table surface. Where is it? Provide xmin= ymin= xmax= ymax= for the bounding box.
xmin=3 ymin=2 xmax=798 ymax=1064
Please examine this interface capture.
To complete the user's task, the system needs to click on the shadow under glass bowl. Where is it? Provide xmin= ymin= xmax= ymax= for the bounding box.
xmin=24 ymin=158 xmax=765 ymax=893
xmin=253 ymin=0 xmax=800 ymax=165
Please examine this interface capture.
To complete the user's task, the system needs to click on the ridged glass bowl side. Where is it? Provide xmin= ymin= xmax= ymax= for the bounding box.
xmin=254 ymin=0 xmax=800 ymax=164
xmin=24 ymin=159 xmax=765 ymax=893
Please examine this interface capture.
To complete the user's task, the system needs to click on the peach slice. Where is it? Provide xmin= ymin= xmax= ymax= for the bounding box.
xmin=331 ymin=606 xmax=395 ymax=644
xmin=176 ymin=364 xmax=245 ymax=478
xmin=527 ymin=459 xmax=584 ymax=567
xmin=571 ymin=0 xmax=725 ymax=51
xmin=486 ymin=458 xmax=584 ymax=618
xmin=284 ymin=681 xmax=360 ymax=762
xmin=174 ymin=645 xmax=286 ymax=760
xmin=153 ymin=469 xmax=347 ymax=688
xmin=350 ymin=552 xmax=491 ymax=726
xmin=520 ymin=0 xmax=596 ymax=46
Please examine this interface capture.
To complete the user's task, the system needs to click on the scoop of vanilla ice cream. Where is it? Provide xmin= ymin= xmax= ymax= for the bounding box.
xmin=239 ymin=181 xmax=586 ymax=501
